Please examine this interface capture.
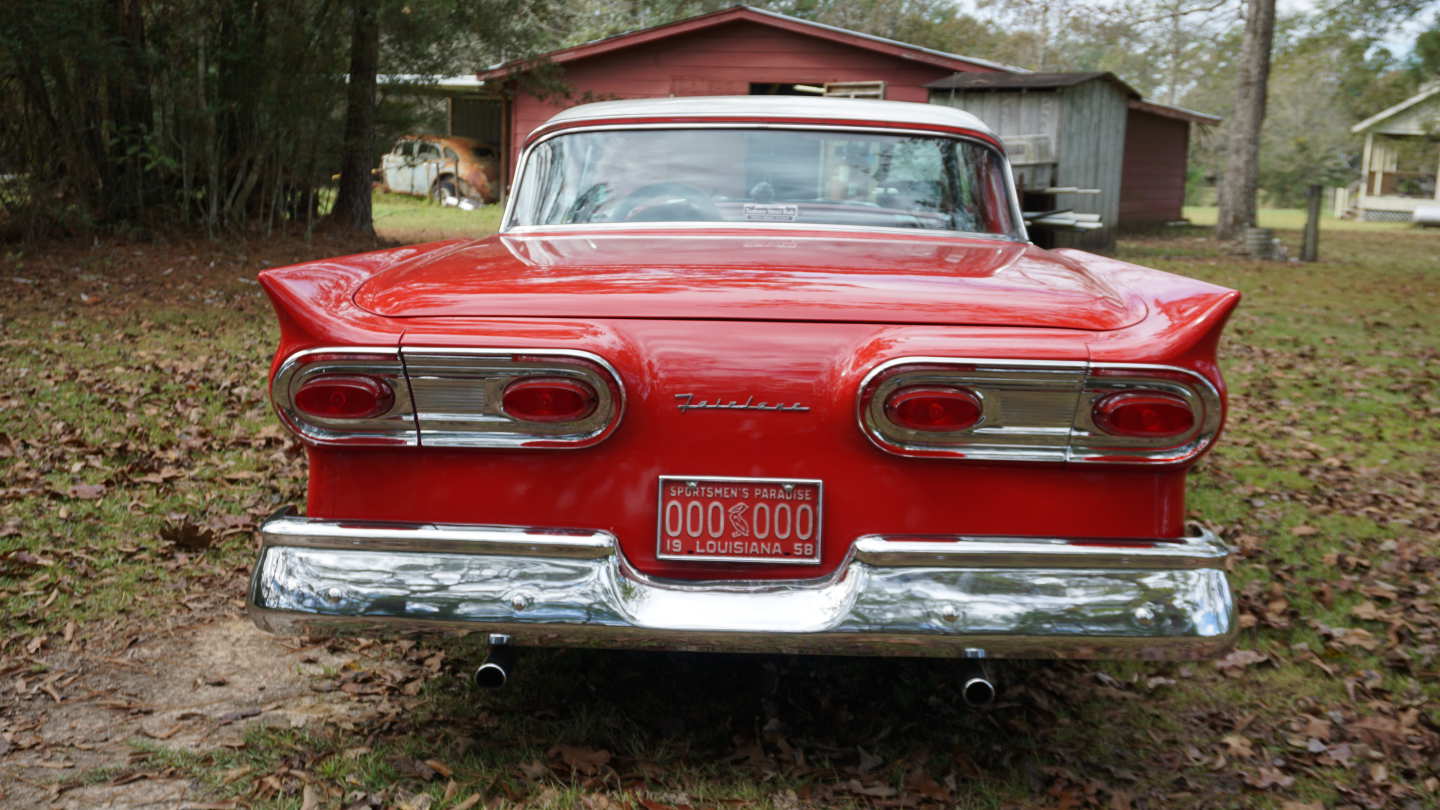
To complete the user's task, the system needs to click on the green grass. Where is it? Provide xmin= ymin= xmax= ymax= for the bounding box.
xmin=3 ymin=221 xmax=1437 ymax=808
xmin=1182 ymin=204 xmax=1414 ymax=231
xmin=372 ymin=191 xmax=504 ymax=243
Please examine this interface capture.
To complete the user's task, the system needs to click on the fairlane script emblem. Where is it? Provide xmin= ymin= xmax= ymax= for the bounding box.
xmin=674 ymin=393 xmax=811 ymax=413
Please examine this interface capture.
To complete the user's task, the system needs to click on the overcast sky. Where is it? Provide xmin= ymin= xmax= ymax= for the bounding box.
xmin=954 ymin=0 xmax=1437 ymax=58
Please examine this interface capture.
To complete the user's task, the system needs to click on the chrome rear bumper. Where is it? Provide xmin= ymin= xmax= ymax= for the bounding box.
xmin=248 ymin=512 xmax=1236 ymax=660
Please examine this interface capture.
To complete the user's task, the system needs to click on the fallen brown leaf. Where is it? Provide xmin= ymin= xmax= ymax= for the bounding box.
xmin=549 ymin=744 xmax=612 ymax=776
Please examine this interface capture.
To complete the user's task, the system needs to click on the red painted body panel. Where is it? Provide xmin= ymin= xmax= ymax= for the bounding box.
xmin=259 ymin=225 xmax=1237 ymax=581
xmin=301 ymin=316 xmax=1186 ymax=581
xmin=257 ymin=243 xmax=451 ymax=372
xmin=352 ymin=232 xmax=1144 ymax=331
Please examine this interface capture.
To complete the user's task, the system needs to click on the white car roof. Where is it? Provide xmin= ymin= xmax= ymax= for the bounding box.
xmin=534 ymin=96 xmax=996 ymax=140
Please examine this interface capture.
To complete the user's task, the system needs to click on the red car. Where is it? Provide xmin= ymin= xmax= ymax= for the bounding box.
xmin=251 ymin=97 xmax=1239 ymax=699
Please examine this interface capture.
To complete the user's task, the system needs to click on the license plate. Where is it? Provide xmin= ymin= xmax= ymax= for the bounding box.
xmin=656 ymin=476 xmax=823 ymax=564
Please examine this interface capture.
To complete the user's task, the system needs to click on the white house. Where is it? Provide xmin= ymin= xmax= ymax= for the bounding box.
xmin=1343 ymin=83 xmax=1440 ymax=221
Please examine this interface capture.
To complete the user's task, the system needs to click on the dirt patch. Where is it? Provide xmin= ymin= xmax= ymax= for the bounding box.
xmin=2 ymin=614 xmax=360 ymax=808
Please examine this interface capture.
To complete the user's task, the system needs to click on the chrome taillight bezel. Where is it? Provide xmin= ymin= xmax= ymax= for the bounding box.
xmin=857 ymin=357 xmax=1221 ymax=464
xmin=402 ymin=347 xmax=624 ymax=449
xmin=1068 ymin=363 xmax=1221 ymax=463
xmin=272 ymin=346 xmax=625 ymax=448
xmin=272 ymin=348 xmax=418 ymax=446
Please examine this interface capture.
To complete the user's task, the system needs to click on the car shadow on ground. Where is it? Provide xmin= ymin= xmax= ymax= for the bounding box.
xmin=4 ymin=612 xmax=1200 ymax=807
xmin=382 ymin=640 xmax=1177 ymax=805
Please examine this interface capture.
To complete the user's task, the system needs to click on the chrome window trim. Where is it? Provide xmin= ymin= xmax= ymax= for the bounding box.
xmin=502 ymin=220 xmax=1029 ymax=242
xmin=500 ymin=122 xmax=1026 ymax=243
xmin=856 ymin=357 xmax=1222 ymax=464
xmin=401 ymin=346 xmax=626 ymax=449
xmin=271 ymin=346 xmax=418 ymax=447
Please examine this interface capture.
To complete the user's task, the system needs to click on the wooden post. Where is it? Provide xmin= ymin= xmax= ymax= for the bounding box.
xmin=1301 ymin=184 xmax=1321 ymax=262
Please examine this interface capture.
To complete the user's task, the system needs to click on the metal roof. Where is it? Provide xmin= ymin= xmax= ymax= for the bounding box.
xmin=1128 ymin=99 xmax=1221 ymax=126
xmin=926 ymin=71 xmax=1222 ymax=125
xmin=925 ymin=71 xmax=1138 ymax=97
xmin=480 ymin=5 xmax=1026 ymax=80
xmin=531 ymin=96 xmax=997 ymax=140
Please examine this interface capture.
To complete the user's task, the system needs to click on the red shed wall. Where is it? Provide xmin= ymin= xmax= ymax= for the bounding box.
xmin=504 ymin=20 xmax=988 ymax=179
xmin=1119 ymin=108 xmax=1190 ymax=225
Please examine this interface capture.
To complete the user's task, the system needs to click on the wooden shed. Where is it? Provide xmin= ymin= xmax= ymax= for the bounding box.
xmin=476 ymin=5 xmax=1015 ymax=187
xmin=926 ymin=72 xmax=1219 ymax=249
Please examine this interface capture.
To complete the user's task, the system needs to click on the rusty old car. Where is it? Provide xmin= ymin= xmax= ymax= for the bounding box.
xmin=379 ymin=134 xmax=500 ymax=206
xmin=250 ymin=97 xmax=1239 ymax=700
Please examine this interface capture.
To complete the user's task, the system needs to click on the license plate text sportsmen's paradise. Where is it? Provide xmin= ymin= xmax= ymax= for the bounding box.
xmin=656 ymin=476 xmax=823 ymax=564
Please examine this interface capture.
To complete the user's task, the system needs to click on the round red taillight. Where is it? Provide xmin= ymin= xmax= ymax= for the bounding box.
xmin=883 ymin=386 xmax=983 ymax=431
xmin=502 ymin=378 xmax=598 ymax=423
xmin=1092 ymin=391 xmax=1194 ymax=437
xmin=294 ymin=375 xmax=395 ymax=419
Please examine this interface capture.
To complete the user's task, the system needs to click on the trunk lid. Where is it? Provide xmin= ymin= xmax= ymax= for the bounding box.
xmin=353 ymin=231 xmax=1145 ymax=331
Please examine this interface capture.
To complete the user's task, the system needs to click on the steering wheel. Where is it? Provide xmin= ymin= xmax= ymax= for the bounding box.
xmin=612 ymin=182 xmax=722 ymax=222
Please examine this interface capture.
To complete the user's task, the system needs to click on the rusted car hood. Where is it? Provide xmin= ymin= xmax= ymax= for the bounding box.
xmin=353 ymin=231 xmax=1147 ymax=330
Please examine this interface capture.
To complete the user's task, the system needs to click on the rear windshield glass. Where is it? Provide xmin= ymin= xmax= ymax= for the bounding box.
xmin=508 ymin=128 xmax=1019 ymax=237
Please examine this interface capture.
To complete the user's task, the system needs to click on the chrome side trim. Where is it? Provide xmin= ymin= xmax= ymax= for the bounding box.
xmin=856 ymin=357 xmax=1223 ymax=464
xmin=259 ymin=513 xmax=614 ymax=558
xmin=249 ymin=515 xmax=1236 ymax=661
xmin=271 ymin=347 xmax=418 ymax=446
xmin=401 ymin=347 xmax=625 ymax=449
xmin=852 ymin=529 xmax=1228 ymax=570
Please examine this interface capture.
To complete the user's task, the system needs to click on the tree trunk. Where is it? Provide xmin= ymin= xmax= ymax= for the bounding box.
xmin=1215 ymin=0 xmax=1277 ymax=241
xmin=104 ymin=0 xmax=155 ymax=223
xmin=328 ymin=0 xmax=380 ymax=235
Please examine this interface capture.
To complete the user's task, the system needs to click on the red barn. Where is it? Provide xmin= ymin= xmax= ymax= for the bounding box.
xmin=466 ymin=4 xmax=1217 ymax=246
xmin=476 ymin=5 xmax=1014 ymax=183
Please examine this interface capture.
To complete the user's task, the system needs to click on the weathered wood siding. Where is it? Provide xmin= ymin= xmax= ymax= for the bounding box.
xmin=929 ymin=89 xmax=1060 ymax=189
xmin=1051 ymin=80 xmax=1128 ymax=250
xmin=929 ymin=90 xmax=1060 ymax=142
xmin=930 ymin=81 xmax=1130 ymax=249
xmin=504 ymin=20 xmax=983 ymax=175
xmin=1119 ymin=108 xmax=1188 ymax=224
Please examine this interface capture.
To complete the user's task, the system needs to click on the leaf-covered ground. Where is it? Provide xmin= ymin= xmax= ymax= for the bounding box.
xmin=0 ymin=221 xmax=1436 ymax=809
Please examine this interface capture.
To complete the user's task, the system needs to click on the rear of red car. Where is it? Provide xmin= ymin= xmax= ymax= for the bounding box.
xmin=249 ymin=98 xmax=1239 ymax=663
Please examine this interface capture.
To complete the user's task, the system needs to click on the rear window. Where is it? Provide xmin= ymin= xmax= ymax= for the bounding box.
xmin=508 ymin=127 xmax=1020 ymax=237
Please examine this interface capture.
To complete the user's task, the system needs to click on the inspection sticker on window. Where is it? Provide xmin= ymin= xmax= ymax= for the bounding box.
xmin=743 ymin=203 xmax=799 ymax=222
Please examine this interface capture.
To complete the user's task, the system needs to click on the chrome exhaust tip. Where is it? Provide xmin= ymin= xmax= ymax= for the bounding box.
xmin=961 ymin=674 xmax=996 ymax=707
xmin=474 ymin=634 xmax=515 ymax=690
xmin=959 ymin=656 xmax=996 ymax=707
